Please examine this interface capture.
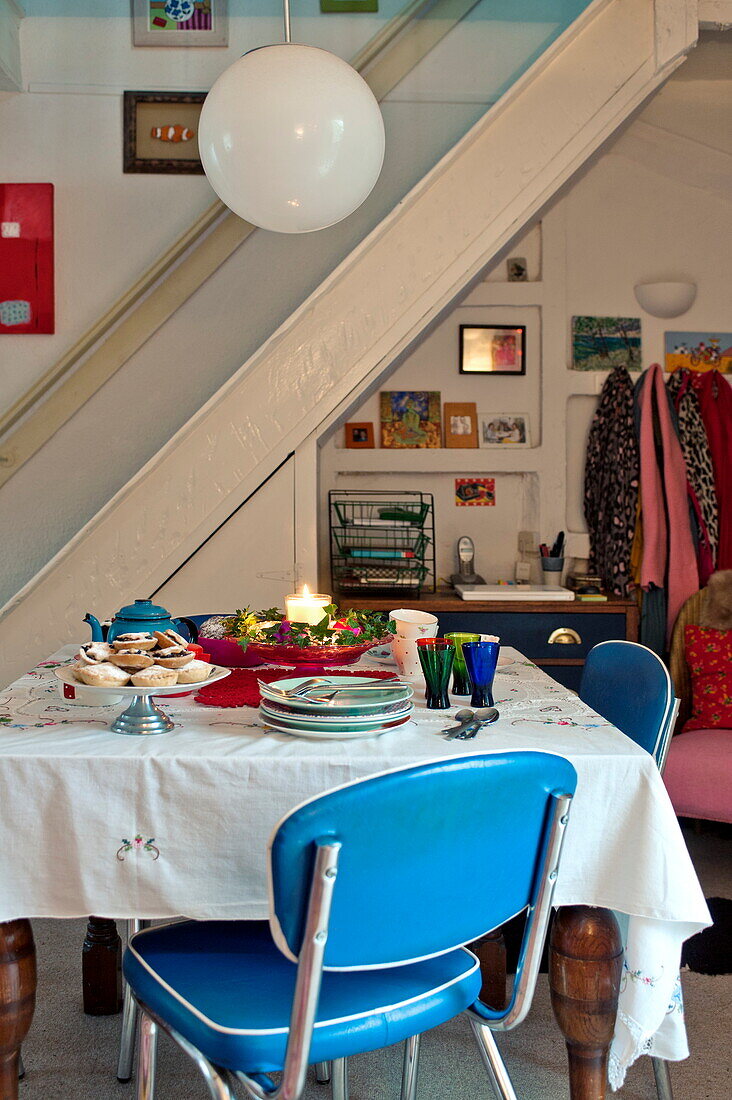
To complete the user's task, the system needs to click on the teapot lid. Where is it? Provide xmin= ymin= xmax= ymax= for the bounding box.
xmin=116 ymin=598 xmax=171 ymax=620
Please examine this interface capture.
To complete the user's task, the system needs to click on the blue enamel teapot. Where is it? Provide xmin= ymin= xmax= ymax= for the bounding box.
xmin=84 ymin=599 xmax=198 ymax=644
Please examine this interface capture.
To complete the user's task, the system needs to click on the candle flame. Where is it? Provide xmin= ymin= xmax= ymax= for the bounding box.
xmin=302 ymin=584 xmax=310 ymax=597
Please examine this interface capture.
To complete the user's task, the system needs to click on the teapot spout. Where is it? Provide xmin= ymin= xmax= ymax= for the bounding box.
xmin=84 ymin=613 xmax=105 ymax=642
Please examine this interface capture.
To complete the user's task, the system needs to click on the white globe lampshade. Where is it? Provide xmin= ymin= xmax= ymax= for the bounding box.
xmin=198 ymin=44 xmax=386 ymax=234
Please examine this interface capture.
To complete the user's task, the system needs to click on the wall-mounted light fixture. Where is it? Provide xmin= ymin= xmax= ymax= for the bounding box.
xmin=633 ymin=281 xmax=697 ymax=319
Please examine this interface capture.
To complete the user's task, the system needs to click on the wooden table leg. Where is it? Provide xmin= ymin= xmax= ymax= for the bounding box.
xmin=470 ymin=928 xmax=507 ymax=1009
xmin=0 ymin=919 xmax=36 ymax=1100
xmin=82 ymin=917 xmax=122 ymax=1015
xmin=549 ymin=906 xmax=622 ymax=1100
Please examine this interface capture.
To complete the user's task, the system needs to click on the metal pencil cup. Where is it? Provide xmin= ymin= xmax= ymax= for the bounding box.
xmin=444 ymin=632 xmax=481 ymax=696
xmin=462 ymin=641 xmax=500 ymax=708
xmin=416 ymin=638 xmax=455 ymax=709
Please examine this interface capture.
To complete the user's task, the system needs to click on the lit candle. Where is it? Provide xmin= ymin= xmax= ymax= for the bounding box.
xmin=285 ymin=585 xmax=331 ymax=626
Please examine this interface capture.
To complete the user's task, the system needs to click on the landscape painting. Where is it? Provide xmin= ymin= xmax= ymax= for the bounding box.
xmin=572 ymin=316 xmax=641 ymax=371
xmin=380 ymin=391 xmax=441 ymax=448
xmin=665 ymin=331 xmax=732 ymax=373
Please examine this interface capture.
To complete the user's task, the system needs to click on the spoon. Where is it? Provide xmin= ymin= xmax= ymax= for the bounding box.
xmin=442 ymin=707 xmax=499 ymax=739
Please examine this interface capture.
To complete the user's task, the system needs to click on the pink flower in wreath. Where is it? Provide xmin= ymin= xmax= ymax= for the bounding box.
xmin=133 ymin=836 xmax=145 ymax=849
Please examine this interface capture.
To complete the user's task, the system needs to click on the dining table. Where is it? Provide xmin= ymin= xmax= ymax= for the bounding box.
xmin=0 ymin=644 xmax=710 ymax=1100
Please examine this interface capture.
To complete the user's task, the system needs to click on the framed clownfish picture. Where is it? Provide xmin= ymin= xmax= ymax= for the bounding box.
xmin=123 ymin=91 xmax=206 ymax=174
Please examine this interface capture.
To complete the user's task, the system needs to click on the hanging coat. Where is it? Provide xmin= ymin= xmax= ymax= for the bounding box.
xmin=637 ymin=364 xmax=699 ymax=642
xmin=584 ymin=365 xmax=639 ymax=596
xmin=666 ymin=369 xmax=717 ymax=583
xmin=692 ymin=370 xmax=732 ymax=570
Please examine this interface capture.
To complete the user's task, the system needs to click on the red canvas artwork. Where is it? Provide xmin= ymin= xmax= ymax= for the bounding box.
xmin=0 ymin=183 xmax=55 ymax=334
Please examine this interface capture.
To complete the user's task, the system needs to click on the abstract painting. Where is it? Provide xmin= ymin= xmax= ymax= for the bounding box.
xmin=133 ymin=1 xmax=228 ymax=47
xmin=571 ymin=316 xmax=641 ymax=371
xmin=0 ymin=184 xmax=54 ymax=334
xmin=665 ymin=331 xmax=732 ymax=373
xmin=380 ymin=391 xmax=441 ymax=448
xmin=455 ymin=478 xmax=496 ymax=506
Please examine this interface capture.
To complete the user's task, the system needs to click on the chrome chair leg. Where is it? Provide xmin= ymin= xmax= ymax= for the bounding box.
xmin=118 ymin=919 xmax=149 ymax=1081
xmin=469 ymin=1017 xmax=518 ymax=1100
xmin=17 ymin=1052 xmax=25 ymax=1080
xmin=136 ymin=1013 xmax=158 ymax=1100
xmin=331 ymin=1057 xmax=349 ymax=1100
xmin=315 ymin=1061 xmax=331 ymax=1083
xmin=400 ymin=1034 xmax=421 ymax=1100
xmin=652 ymin=1057 xmax=674 ymax=1100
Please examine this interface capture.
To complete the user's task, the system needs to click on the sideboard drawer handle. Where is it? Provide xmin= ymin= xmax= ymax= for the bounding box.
xmin=547 ymin=628 xmax=582 ymax=645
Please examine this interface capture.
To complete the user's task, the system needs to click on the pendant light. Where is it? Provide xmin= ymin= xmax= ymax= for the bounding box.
xmin=198 ymin=0 xmax=385 ymax=234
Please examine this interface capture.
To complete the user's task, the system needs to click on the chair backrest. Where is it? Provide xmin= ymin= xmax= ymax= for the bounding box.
xmin=668 ymin=588 xmax=707 ymax=730
xmin=267 ymin=752 xmax=576 ymax=970
xmin=580 ymin=640 xmax=673 ymax=763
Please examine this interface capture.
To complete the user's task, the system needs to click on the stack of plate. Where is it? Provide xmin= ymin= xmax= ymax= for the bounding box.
xmin=259 ymin=675 xmax=414 ymax=739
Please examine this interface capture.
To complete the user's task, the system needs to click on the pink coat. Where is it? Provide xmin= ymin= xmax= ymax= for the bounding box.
xmin=638 ymin=364 xmax=699 ymax=641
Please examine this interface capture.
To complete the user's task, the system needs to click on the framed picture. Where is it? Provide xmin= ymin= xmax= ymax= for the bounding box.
xmin=344 ymin=421 xmax=375 ymax=448
xmin=665 ymin=331 xmax=732 ymax=373
xmin=507 ymin=256 xmax=528 ymax=282
xmin=478 ymin=412 xmax=530 ymax=448
xmin=0 ymin=183 xmax=54 ymax=334
xmin=132 ymin=1 xmax=228 ymax=47
xmin=123 ymin=91 xmax=206 ymax=174
xmin=380 ymin=391 xmax=441 ymax=448
xmin=459 ymin=325 xmax=526 ymax=375
xmin=455 ymin=478 xmax=495 ymax=507
xmin=571 ymin=316 xmax=641 ymax=371
xmin=321 ymin=0 xmax=378 ymax=8
xmin=444 ymin=402 xmax=478 ymax=448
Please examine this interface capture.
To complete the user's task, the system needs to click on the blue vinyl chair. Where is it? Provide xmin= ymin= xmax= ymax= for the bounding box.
xmin=123 ymin=752 xmax=576 ymax=1100
xmin=580 ymin=640 xmax=678 ymax=1100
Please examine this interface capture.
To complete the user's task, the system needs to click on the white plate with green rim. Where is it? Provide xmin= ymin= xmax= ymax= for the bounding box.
xmin=260 ymin=675 xmax=412 ymax=714
xmin=260 ymin=699 xmax=413 ymax=728
xmin=259 ymin=709 xmax=413 ymax=739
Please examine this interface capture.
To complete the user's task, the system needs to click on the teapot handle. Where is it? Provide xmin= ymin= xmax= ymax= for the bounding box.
xmin=174 ymin=617 xmax=199 ymax=643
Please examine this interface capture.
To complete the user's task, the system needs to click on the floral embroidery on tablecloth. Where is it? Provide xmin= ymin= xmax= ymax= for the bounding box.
xmin=621 ymin=960 xmax=662 ymax=990
xmin=666 ymin=974 xmax=684 ymax=1016
xmin=117 ymin=835 xmax=160 ymax=861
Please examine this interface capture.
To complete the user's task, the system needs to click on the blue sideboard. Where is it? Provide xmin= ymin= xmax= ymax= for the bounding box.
xmin=340 ymin=592 xmax=639 ymax=691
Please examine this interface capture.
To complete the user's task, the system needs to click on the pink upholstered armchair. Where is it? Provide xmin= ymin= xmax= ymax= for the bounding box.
xmin=663 ymin=584 xmax=732 ymax=824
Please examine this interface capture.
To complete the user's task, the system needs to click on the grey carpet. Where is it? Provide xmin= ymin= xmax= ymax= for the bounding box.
xmin=17 ymin=827 xmax=732 ymax=1099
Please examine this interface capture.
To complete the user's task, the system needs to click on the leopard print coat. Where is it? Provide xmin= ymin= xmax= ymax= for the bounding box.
xmin=666 ymin=370 xmax=718 ymax=561
xmin=584 ymin=366 xmax=639 ymax=596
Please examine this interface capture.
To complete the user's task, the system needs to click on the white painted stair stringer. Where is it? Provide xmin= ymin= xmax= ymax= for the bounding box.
xmin=0 ymin=0 xmax=697 ymax=682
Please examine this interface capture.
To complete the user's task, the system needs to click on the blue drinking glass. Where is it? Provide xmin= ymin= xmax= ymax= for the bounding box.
xmin=462 ymin=641 xmax=500 ymax=708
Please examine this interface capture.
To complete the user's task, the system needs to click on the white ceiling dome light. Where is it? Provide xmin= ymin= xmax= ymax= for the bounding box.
xmin=198 ymin=5 xmax=385 ymax=235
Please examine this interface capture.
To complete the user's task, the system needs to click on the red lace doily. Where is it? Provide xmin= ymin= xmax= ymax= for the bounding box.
xmin=195 ymin=667 xmax=398 ymax=709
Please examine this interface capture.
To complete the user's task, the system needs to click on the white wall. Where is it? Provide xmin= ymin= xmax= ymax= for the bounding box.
xmin=317 ymin=54 xmax=732 ymax=589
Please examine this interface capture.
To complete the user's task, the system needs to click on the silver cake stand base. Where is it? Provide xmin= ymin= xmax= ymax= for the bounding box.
xmin=110 ymin=694 xmax=175 ymax=736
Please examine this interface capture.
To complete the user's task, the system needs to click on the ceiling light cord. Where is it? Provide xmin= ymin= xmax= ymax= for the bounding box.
xmin=283 ymin=0 xmax=292 ymax=44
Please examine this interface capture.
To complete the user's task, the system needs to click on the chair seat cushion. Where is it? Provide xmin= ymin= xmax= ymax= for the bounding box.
xmin=124 ymin=920 xmax=481 ymax=1073
xmin=664 ymin=728 xmax=732 ymax=823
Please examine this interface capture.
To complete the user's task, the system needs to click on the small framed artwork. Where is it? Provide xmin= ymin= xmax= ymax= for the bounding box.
xmin=572 ymin=316 xmax=641 ymax=371
xmin=444 ymin=402 xmax=478 ymax=448
xmin=665 ymin=331 xmax=732 ymax=373
xmin=507 ymin=257 xmax=528 ymax=282
xmin=380 ymin=391 xmax=441 ymax=448
xmin=478 ymin=412 xmax=531 ymax=448
xmin=460 ymin=325 xmax=526 ymax=375
xmin=455 ymin=478 xmax=495 ymax=507
xmin=345 ymin=422 xmax=375 ymax=448
xmin=123 ymin=91 xmax=206 ymax=174
xmin=132 ymin=1 xmax=228 ymax=47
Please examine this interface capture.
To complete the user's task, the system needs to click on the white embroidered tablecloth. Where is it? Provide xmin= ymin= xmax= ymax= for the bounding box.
xmin=0 ymin=647 xmax=710 ymax=1088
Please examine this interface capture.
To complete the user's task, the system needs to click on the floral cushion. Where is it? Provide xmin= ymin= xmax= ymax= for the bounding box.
xmin=683 ymin=625 xmax=732 ymax=731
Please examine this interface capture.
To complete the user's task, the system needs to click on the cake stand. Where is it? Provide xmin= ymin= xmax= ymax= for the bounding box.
xmin=55 ymin=665 xmax=231 ymax=735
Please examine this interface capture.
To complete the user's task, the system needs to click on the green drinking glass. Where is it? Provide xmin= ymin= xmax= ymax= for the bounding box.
xmin=444 ymin=632 xmax=481 ymax=696
xmin=416 ymin=638 xmax=456 ymax=709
